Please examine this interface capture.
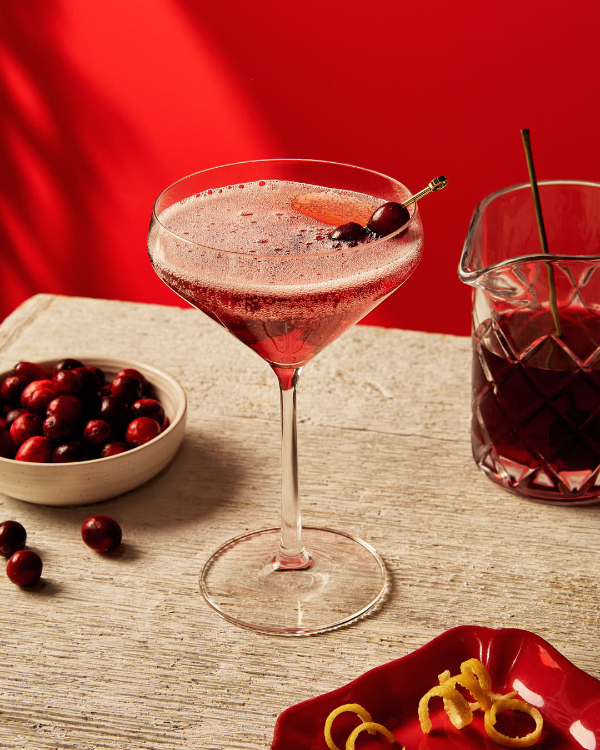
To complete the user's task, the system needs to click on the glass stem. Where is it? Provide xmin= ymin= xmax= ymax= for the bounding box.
xmin=272 ymin=366 xmax=312 ymax=570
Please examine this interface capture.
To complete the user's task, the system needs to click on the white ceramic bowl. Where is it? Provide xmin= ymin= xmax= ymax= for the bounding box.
xmin=0 ymin=357 xmax=187 ymax=506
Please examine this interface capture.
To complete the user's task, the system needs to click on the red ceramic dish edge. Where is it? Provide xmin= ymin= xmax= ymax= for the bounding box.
xmin=271 ymin=625 xmax=600 ymax=750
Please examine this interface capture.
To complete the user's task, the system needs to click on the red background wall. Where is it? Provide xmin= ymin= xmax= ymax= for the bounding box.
xmin=2 ymin=0 xmax=599 ymax=335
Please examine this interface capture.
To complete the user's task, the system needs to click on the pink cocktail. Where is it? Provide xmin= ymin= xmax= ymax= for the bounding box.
xmin=148 ymin=160 xmax=423 ymax=634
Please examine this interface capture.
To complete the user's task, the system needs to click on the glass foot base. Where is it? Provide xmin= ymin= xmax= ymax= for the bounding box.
xmin=199 ymin=526 xmax=387 ymax=636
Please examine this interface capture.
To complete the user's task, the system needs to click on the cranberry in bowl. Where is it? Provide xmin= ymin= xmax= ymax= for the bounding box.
xmin=0 ymin=357 xmax=186 ymax=506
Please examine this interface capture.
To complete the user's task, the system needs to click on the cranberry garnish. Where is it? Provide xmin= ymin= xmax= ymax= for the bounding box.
xmin=14 ymin=361 xmax=49 ymax=382
xmin=367 ymin=202 xmax=411 ymax=237
xmin=131 ymin=398 xmax=165 ymax=425
xmin=329 ymin=222 xmax=368 ymax=243
xmin=0 ymin=374 xmax=30 ymax=407
xmin=52 ymin=369 xmax=82 ymax=395
xmin=0 ymin=429 xmax=15 ymax=458
xmin=83 ymin=419 xmax=111 ymax=448
xmin=15 ymin=436 xmax=52 ymax=462
xmin=125 ymin=416 xmax=161 ymax=447
xmin=20 ymin=379 xmax=54 ymax=408
xmin=100 ymin=441 xmax=129 ymax=458
xmin=51 ymin=441 xmax=88 ymax=463
xmin=52 ymin=358 xmax=84 ymax=379
xmin=99 ymin=395 xmax=131 ymax=430
xmin=46 ymin=395 xmax=84 ymax=424
xmin=81 ymin=515 xmax=122 ymax=552
xmin=6 ymin=549 xmax=43 ymax=586
xmin=43 ymin=415 xmax=75 ymax=442
xmin=111 ymin=375 xmax=143 ymax=403
xmin=10 ymin=413 xmax=43 ymax=448
xmin=0 ymin=520 xmax=27 ymax=557
xmin=5 ymin=408 xmax=27 ymax=427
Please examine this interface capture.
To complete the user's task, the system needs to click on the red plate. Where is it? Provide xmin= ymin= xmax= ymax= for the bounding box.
xmin=271 ymin=626 xmax=600 ymax=750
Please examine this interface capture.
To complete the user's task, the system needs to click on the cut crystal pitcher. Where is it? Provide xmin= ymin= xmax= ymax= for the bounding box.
xmin=459 ymin=180 xmax=600 ymax=504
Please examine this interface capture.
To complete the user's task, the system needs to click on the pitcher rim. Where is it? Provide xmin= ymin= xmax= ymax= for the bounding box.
xmin=459 ymin=179 xmax=600 ymax=283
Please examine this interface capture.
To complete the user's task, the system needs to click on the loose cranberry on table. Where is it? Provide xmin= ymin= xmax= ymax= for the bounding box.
xmin=9 ymin=413 xmax=43 ymax=448
xmin=100 ymin=441 xmax=129 ymax=458
xmin=46 ymin=395 xmax=84 ymax=424
xmin=15 ymin=436 xmax=52 ymax=462
xmin=6 ymin=549 xmax=43 ymax=586
xmin=83 ymin=419 xmax=111 ymax=448
xmin=52 ymin=441 xmax=89 ymax=463
xmin=0 ymin=520 xmax=27 ymax=557
xmin=0 ymin=374 xmax=30 ymax=407
xmin=131 ymin=398 xmax=165 ymax=425
xmin=125 ymin=417 xmax=161 ymax=447
xmin=81 ymin=515 xmax=122 ymax=552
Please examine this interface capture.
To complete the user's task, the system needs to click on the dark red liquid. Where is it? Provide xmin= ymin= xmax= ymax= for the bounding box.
xmin=472 ymin=306 xmax=600 ymax=501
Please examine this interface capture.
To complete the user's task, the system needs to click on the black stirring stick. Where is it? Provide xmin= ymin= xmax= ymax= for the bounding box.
xmin=520 ymin=129 xmax=562 ymax=337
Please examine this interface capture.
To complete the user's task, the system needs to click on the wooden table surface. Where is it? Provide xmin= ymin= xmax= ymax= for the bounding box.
xmin=1 ymin=294 xmax=599 ymax=750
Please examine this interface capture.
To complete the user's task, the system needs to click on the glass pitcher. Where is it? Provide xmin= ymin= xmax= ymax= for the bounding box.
xmin=459 ymin=180 xmax=600 ymax=504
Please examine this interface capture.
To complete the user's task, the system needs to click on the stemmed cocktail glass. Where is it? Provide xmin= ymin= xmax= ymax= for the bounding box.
xmin=148 ymin=159 xmax=425 ymax=635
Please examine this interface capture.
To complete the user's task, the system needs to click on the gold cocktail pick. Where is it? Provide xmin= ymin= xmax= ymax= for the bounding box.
xmin=402 ymin=176 xmax=449 ymax=207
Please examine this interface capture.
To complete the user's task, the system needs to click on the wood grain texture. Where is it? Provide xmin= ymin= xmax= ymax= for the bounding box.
xmin=0 ymin=294 xmax=599 ymax=750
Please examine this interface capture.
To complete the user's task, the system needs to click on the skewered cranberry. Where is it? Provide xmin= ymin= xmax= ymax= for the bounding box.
xmin=329 ymin=222 xmax=368 ymax=243
xmin=14 ymin=361 xmax=49 ymax=382
xmin=6 ymin=549 xmax=42 ymax=586
xmin=81 ymin=515 xmax=122 ymax=552
xmin=5 ymin=408 xmax=27 ymax=427
xmin=0 ymin=429 xmax=14 ymax=458
xmin=20 ymin=379 xmax=54 ymax=408
xmin=52 ymin=369 xmax=82 ymax=395
xmin=51 ymin=441 xmax=88 ymax=463
xmin=43 ymin=415 xmax=75 ymax=442
xmin=15 ymin=436 xmax=52 ymax=462
xmin=100 ymin=441 xmax=129 ymax=458
xmin=131 ymin=398 xmax=165 ymax=425
xmin=83 ymin=419 xmax=111 ymax=448
xmin=0 ymin=520 xmax=27 ymax=557
xmin=111 ymin=375 xmax=143 ymax=403
xmin=99 ymin=395 xmax=130 ymax=430
xmin=27 ymin=387 xmax=56 ymax=416
xmin=46 ymin=395 xmax=84 ymax=424
xmin=52 ymin=358 xmax=84 ymax=378
xmin=367 ymin=202 xmax=411 ymax=237
xmin=10 ymin=413 xmax=43 ymax=448
xmin=1 ymin=374 xmax=30 ymax=406
xmin=125 ymin=417 xmax=161 ymax=447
